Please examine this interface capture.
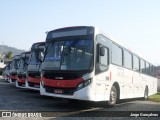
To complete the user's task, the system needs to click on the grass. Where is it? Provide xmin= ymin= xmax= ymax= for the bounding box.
xmin=148 ymin=93 xmax=160 ymax=102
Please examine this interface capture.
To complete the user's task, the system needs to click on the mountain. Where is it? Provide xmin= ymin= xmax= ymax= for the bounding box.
xmin=0 ymin=45 xmax=25 ymax=57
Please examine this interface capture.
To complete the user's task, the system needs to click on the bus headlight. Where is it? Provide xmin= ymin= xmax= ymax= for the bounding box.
xmin=84 ymin=79 xmax=91 ymax=86
xmin=77 ymin=79 xmax=92 ymax=91
xmin=77 ymin=83 xmax=84 ymax=89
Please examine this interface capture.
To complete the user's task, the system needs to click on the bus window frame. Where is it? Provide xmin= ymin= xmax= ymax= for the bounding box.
xmin=95 ymin=43 xmax=109 ymax=75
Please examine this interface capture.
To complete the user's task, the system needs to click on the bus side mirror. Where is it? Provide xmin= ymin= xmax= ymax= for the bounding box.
xmin=100 ymin=47 xmax=105 ymax=56
xmin=39 ymin=51 xmax=45 ymax=62
xmin=36 ymin=46 xmax=45 ymax=62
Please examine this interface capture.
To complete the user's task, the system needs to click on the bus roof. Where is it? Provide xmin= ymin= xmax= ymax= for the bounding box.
xmin=46 ymin=26 xmax=155 ymax=66
xmin=95 ymin=27 xmax=156 ymax=66
xmin=31 ymin=42 xmax=45 ymax=50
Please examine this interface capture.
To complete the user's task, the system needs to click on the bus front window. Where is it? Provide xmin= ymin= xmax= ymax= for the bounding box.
xmin=29 ymin=52 xmax=38 ymax=64
xmin=19 ymin=58 xmax=25 ymax=70
xmin=14 ymin=59 xmax=20 ymax=69
xmin=42 ymin=39 xmax=93 ymax=71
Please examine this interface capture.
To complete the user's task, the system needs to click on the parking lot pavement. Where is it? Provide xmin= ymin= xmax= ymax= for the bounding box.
xmin=0 ymin=79 xmax=160 ymax=119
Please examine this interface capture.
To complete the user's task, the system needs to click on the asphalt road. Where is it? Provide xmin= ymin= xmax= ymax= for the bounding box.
xmin=0 ymin=78 xmax=160 ymax=120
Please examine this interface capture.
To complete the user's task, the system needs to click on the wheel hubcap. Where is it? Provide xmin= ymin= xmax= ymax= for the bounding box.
xmin=111 ymin=91 xmax=116 ymax=103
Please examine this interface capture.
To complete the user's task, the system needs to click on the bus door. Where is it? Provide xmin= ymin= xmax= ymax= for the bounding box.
xmin=95 ymin=35 xmax=111 ymax=101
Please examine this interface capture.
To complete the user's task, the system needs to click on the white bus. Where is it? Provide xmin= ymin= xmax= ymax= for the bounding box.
xmin=39 ymin=26 xmax=157 ymax=106
xmin=9 ymin=55 xmax=20 ymax=83
xmin=16 ymin=51 xmax=30 ymax=88
xmin=26 ymin=42 xmax=45 ymax=90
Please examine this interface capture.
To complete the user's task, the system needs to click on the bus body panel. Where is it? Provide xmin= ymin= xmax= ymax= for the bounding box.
xmin=25 ymin=79 xmax=40 ymax=90
xmin=26 ymin=76 xmax=40 ymax=90
xmin=26 ymin=74 xmax=41 ymax=90
xmin=40 ymin=82 xmax=96 ymax=101
xmin=42 ymin=77 xmax=84 ymax=88
xmin=28 ymin=76 xmax=40 ymax=84
xmin=9 ymin=75 xmax=17 ymax=83
xmin=16 ymin=78 xmax=26 ymax=88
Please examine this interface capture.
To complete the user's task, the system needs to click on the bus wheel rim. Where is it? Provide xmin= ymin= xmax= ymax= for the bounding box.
xmin=111 ymin=90 xmax=116 ymax=103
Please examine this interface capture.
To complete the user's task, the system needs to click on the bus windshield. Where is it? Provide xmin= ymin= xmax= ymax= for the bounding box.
xmin=12 ymin=59 xmax=20 ymax=69
xmin=28 ymin=50 xmax=41 ymax=72
xmin=19 ymin=58 xmax=25 ymax=70
xmin=42 ymin=38 xmax=93 ymax=71
xmin=29 ymin=51 xmax=39 ymax=64
xmin=19 ymin=56 xmax=29 ymax=70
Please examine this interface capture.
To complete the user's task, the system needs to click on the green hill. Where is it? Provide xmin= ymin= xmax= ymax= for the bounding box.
xmin=0 ymin=45 xmax=25 ymax=56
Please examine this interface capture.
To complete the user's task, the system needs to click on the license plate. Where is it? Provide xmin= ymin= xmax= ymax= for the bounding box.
xmin=54 ymin=89 xmax=63 ymax=94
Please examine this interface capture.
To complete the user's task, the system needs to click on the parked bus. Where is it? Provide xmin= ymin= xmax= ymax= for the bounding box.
xmin=38 ymin=26 xmax=157 ymax=106
xmin=2 ymin=61 xmax=12 ymax=81
xmin=9 ymin=55 xmax=20 ymax=83
xmin=2 ymin=66 xmax=7 ymax=79
xmin=16 ymin=52 xmax=30 ymax=88
xmin=26 ymin=42 xmax=45 ymax=90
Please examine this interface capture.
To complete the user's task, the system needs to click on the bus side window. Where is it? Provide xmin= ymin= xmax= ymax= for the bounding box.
xmin=96 ymin=44 xmax=109 ymax=74
xmin=146 ymin=62 xmax=150 ymax=75
xmin=133 ymin=55 xmax=140 ymax=72
xmin=140 ymin=59 xmax=146 ymax=74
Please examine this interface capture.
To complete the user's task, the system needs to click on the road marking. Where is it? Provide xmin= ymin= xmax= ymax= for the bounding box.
xmin=80 ymin=108 xmax=101 ymax=112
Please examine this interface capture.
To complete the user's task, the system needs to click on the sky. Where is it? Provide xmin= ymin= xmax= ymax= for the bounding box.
xmin=0 ymin=0 xmax=160 ymax=65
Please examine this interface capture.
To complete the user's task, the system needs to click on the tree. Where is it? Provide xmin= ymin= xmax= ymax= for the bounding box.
xmin=5 ymin=51 xmax=13 ymax=59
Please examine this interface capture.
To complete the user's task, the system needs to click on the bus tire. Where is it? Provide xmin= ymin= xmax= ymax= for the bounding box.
xmin=108 ymin=85 xmax=117 ymax=106
xmin=144 ymin=87 xmax=148 ymax=100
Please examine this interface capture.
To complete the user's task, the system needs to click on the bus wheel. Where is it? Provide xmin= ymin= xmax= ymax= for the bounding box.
xmin=108 ymin=85 xmax=117 ymax=106
xmin=144 ymin=87 xmax=148 ymax=100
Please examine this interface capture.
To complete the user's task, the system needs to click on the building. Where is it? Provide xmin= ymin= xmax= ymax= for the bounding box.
xmin=0 ymin=52 xmax=11 ymax=74
xmin=0 ymin=58 xmax=6 ymax=69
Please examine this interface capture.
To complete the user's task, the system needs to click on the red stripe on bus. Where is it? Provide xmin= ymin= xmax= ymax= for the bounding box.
xmin=10 ymin=76 xmax=17 ymax=79
xmin=27 ymin=77 xmax=40 ymax=84
xmin=17 ymin=78 xmax=25 ymax=83
xmin=110 ymin=71 xmax=112 ymax=80
xmin=42 ymin=77 xmax=84 ymax=88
